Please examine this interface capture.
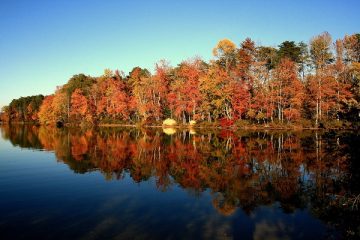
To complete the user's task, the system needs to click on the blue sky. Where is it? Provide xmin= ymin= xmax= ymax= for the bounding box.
xmin=0 ymin=0 xmax=359 ymax=108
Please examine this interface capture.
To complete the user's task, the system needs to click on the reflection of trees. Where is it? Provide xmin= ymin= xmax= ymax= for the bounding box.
xmin=1 ymin=125 xmax=358 ymax=236
xmin=1 ymin=124 xmax=43 ymax=149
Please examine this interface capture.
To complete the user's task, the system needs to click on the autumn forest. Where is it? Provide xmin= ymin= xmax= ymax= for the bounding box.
xmin=1 ymin=32 xmax=360 ymax=128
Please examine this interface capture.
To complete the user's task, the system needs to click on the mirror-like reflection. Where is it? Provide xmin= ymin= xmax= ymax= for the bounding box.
xmin=0 ymin=124 xmax=359 ymax=239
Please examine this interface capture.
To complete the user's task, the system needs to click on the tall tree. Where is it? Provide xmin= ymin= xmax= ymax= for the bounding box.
xmin=309 ymin=32 xmax=334 ymax=125
xmin=70 ymin=89 xmax=88 ymax=122
xmin=169 ymin=59 xmax=203 ymax=122
xmin=298 ymin=41 xmax=311 ymax=80
xmin=38 ymin=95 xmax=55 ymax=125
xmin=213 ymin=39 xmax=237 ymax=73
xmin=199 ymin=64 xmax=231 ymax=121
xmin=232 ymin=38 xmax=256 ymax=119
xmin=334 ymin=39 xmax=353 ymax=120
xmin=271 ymin=58 xmax=304 ymax=122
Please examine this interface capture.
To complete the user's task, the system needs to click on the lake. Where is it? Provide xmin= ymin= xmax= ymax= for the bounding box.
xmin=0 ymin=125 xmax=359 ymax=239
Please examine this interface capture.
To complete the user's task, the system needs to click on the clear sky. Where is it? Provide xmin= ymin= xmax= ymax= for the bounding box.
xmin=0 ymin=0 xmax=359 ymax=108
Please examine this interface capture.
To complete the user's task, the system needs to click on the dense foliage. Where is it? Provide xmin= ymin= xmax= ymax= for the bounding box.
xmin=1 ymin=95 xmax=44 ymax=123
xmin=1 ymin=32 xmax=359 ymax=127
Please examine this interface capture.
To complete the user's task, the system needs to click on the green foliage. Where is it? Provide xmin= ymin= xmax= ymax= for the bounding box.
xmin=63 ymin=74 xmax=96 ymax=96
xmin=256 ymin=46 xmax=278 ymax=70
xmin=278 ymin=41 xmax=302 ymax=63
xmin=7 ymin=95 xmax=44 ymax=122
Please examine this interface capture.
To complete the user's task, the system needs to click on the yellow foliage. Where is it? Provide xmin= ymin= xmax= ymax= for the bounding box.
xmin=189 ymin=120 xmax=196 ymax=125
xmin=189 ymin=129 xmax=196 ymax=135
xmin=213 ymin=39 xmax=236 ymax=57
xmin=163 ymin=127 xmax=176 ymax=135
xmin=162 ymin=118 xmax=177 ymax=126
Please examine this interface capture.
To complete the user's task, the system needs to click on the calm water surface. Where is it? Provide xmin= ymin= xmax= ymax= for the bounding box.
xmin=0 ymin=125 xmax=359 ymax=239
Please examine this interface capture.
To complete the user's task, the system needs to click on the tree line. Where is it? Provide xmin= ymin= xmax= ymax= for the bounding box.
xmin=1 ymin=32 xmax=359 ymax=127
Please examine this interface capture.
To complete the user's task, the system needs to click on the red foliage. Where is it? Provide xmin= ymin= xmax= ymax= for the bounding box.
xmin=220 ymin=116 xmax=238 ymax=127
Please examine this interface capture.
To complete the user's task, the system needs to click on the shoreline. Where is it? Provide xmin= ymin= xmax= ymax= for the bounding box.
xmin=1 ymin=122 xmax=358 ymax=131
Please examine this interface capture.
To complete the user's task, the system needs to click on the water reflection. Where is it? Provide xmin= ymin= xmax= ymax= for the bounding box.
xmin=0 ymin=124 xmax=359 ymax=238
